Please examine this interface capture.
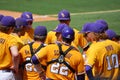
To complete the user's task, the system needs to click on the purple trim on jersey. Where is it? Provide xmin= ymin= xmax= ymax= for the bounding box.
xmin=31 ymin=55 xmax=39 ymax=65
xmin=77 ymin=74 xmax=85 ymax=80
xmin=85 ymin=65 xmax=91 ymax=71
xmin=85 ymin=65 xmax=94 ymax=80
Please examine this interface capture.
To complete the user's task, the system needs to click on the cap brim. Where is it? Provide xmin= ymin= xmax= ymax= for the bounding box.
xmin=52 ymin=30 xmax=61 ymax=33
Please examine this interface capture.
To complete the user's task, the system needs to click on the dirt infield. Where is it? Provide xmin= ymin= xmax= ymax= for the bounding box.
xmin=0 ymin=10 xmax=57 ymax=22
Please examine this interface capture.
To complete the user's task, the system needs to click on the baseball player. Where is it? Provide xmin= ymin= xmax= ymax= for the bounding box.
xmin=52 ymin=23 xmax=78 ymax=49
xmin=9 ymin=17 xmax=28 ymax=49
xmin=20 ymin=11 xmax=34 ymax=44
xmin=0 ymin=16 xmax=19 ymax=80
xmin=32 ymin=27 xmax=85 ymax=80
xmin=84 ymin=23 xmax=120 ymax=80
xmin=45 ymin=9 xmax=87 ymax=48
xmin=19 ymin=26 xmax=47 ymax=80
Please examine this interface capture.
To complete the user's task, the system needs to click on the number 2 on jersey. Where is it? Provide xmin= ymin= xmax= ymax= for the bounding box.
xmin=50 ymin=63 xmax=69 ymax=76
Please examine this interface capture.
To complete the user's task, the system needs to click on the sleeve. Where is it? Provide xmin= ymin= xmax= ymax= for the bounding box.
xmin=85 ymin=47 xmax=97 ymax=67
xmin=35 ymin=46 xmax=48 ymax=63
xmin=78 ymin=33 xmax=87 ymax=48
xmin=77 ymin=53 xmax=85 ymax=75
xmin=8 ymin=36 xmax=18 ymax=48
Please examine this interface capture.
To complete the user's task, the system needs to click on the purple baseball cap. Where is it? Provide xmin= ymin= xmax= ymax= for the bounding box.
xmin=58 ymin=10 xmax=70 ymax=20
xmin=21 ymin=12 xmax=33 ymax=21
xmin=91 ymin=22 xmax=105 ymax=33
xmin=0 ymin=16 xmax=15 ymax=27
xmin=34 ymin=26 xmax=47 ymax=36
xmin=95 ymin=19 xmax=108 ymax=31
xmin=52 ymin=23 xmax=68 ymax=33
xmin=15 ymin=17 xmax=28 ymax=28
xmin=105 ymin=29 xmax=117 ymax=39
xmin=80 ymin=22 xmax=93 ymax=33
xmin=0 ymin=14 xmax=4 ymax=21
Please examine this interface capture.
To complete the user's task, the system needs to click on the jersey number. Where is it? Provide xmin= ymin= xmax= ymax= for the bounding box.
xmin=106 ymin=54 xmax=119 ymax=70
xmin=50 ymin=63 xmax=69 ymax=76
xmin=25 ymin=57 xmax=37 ymax=72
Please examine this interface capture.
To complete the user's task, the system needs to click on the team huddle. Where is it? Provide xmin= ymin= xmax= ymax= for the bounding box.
xmin=0 ymin=9 xmax=120 ymax=80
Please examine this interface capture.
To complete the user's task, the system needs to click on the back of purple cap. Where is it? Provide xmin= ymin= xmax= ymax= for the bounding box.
xmin=15 ymin=17 xmax=28 ymax=28
xmin=0 ymin=16 xmax=15 ymax=27
xmin=34 ymin=26 xmax=47 ymax=36
xmin=58 ymin=10 xmax=70 ymax=20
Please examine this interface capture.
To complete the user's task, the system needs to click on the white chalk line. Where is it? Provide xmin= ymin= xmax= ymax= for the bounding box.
xmin=33 ymin=9 xmax=120 ymax=19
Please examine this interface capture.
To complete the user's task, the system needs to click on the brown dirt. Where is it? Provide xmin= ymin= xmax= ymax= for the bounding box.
xmin=0 ymin=10 xmax=57 ymax=22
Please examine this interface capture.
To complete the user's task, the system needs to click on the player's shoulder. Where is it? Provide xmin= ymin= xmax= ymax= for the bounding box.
xmin=48 ymin=31 xmax=56 ymax=34
xmin=73 ymin=28 xmax=79 ymax=33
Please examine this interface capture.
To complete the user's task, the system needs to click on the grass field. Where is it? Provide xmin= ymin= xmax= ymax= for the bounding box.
xmin=0 ymin=0 xmax=120 ymax=34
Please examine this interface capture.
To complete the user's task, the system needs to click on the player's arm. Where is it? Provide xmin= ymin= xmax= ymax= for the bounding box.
xmin=31 ymin=55 xmax=46 ymax=79
xmin=10 ymin=46 xmax=20 ymax=73
xmin=31 ymin=47 xmax=47 ymax=79
xmin=76 ymin=52 xmax=85 ymax=80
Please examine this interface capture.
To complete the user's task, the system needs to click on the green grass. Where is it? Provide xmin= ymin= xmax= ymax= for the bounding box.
xmin=33 ymin=11 xmax=120 ymax=34
xmin=0 ymin=0 xmax=120 ymax=14
xmin=0 ymin=0 xmax=120 ymax=34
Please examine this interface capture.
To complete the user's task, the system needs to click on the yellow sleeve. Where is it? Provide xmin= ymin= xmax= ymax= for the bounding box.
xmin=85 ymin=46 xmax=97 ymax=67
xmin=35 ymin=46 xmax=48 ymax=62
xmin=77 ymin=53 xmax=85 ymax=75
xmin=78 ymin=33 xmax=87 ymax=48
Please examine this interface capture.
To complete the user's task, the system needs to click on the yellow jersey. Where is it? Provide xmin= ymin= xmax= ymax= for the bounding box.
xmin=35 ymin=43 xmax=85 ymax=80
xmin=19 ymin=42 xmax=45 ymax=80
xmin=86 ymin=40 xmax=120 ymax=80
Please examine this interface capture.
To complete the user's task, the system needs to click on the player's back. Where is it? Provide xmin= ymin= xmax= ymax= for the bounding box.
xmin=43 ymin=43 xmax=84 ymax=80
xmin=19 ymin=42 xmax=44 ymax=80
xmin=87 ymin=39 xmax=120 ymax=79
xmin=45 ymin=31 xmax=56 ymax=44
xmin=0 ymin=32 xmax=12 ymax=69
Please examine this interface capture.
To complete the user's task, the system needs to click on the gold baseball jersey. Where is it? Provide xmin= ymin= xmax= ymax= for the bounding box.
xmin=10 ymin=33 xmax=24 ymax=50
xmin=20 ymin=32 xmax=33 ymax=44
xmin=19 ymin=42 xmax=45 ymax=80
xmin=0 ymin=32 xmax=19 ymax=69
xmin=86 ymin=39 xmax=120 ymax=80
xmin=45 ymin=31 xmax=56 ymax=44
xmin=73 ymin=28 xmax=87 ymax=48
xmin=35 ymin=43 xmax=85 ymax=80
xmin=45 ymin=28 xmax=87 ymax=48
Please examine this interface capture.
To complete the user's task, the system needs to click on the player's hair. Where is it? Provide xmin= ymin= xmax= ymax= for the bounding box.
xmin=0 ymin=24 xmax=14 ymax=33
xmin=59 ymin=20 xmax=70 ymax=25
xmin=95 ymin=33 xmax=108 ymax=40
xmin=12 ymin=26 xmax=25 ymax=33
xmin=34 ymin=36 xmax=46 ymax=42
